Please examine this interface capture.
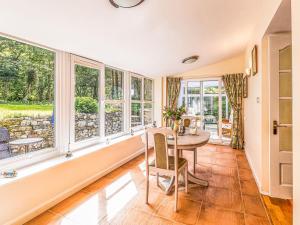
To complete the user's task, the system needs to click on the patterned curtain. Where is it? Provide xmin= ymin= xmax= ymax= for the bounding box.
xmin=167 ymin=77 xmax=181 ymax=108
xmin=222 ymin=74 xmax=244 ymax=149
xmin=165 ymin=77 xmax=181 ymax=127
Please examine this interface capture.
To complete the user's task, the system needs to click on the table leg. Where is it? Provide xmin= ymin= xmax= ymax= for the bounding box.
xmin=187 ymin=172 xmax=209 ymax=187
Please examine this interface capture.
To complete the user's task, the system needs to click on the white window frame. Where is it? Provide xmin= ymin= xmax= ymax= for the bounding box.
xmin=143 ymin=77 xmax=155 ymax=126
xmin=129 ymin=73 xmax=154 ymax=131
xmin=69 ymin=55 xmax=105 ymax=150
xmin=130 ymin=73 xmax=144 ymax=131
xmin=0 ymin=34 xmax=61 ymax=170
xmin=103 ymin=66 xmax=127 ymax=139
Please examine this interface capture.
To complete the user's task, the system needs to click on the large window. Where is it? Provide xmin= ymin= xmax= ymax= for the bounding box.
xmin=105 ymin=67 xmax=124 ymax=136
xmin=0 ymin=34 xmax=155 ymax=167
xmin=0 ymin=36 xmax=55 ymax=161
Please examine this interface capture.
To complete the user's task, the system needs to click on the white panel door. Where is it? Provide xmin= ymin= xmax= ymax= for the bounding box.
xmin=269 ymin=33 xmax=293 ymax=199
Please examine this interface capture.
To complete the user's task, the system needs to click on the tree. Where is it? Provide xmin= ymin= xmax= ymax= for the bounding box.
xmin=0 ymin=35 xmax=55 ymax=103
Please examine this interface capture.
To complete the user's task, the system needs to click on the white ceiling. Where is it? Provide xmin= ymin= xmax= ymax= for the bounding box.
xmin=0 ymin=0 xmax=263 ymax=77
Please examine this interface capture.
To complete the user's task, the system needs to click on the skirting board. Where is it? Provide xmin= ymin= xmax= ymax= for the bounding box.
xmin=244 ymin=150 xmax=269 ymax=196
xmin=6 ymin=148 xmax=145 ymax=225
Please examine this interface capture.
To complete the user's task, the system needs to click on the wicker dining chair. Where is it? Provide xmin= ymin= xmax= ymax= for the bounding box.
xmin=144 ymin=127 xmax=188 ymax=212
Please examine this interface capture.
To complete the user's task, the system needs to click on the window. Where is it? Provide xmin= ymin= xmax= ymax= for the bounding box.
xmin=71 ymin=56 xmax=102 ymax=144
xmin=202 ymin=81 xmax=219 ymax=138
xmin=130 ymin=76 xmax=142 ymax=127
xmin=130 ymin=75 xmax=154 ymax=128
xmin=0 ymin=35 xmax=155 ymax=168
xmin=105 ymin=67 xmax=124 ymax=136
xmin=0 ymin=35 xmax=55 ymax=161
xmin=144 ymin=78 xmax=153 ymax=101
xmin=187 ymin=81 xmax=201 ymax=115
xmin=143 ymin=78 xmax=153 ymax=125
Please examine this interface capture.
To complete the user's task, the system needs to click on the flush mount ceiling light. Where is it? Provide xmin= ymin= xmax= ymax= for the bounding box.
xmin=109 ymin=0 xmax=144 ymax=8
xmin=182 ymin=55 xmax=199 ymax=64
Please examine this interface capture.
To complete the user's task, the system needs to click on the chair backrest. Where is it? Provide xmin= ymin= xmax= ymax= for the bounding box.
xmin=145 ymin=127 xmax=177 ymax=170
xmin=183 ymin=118 xmax=191 ymax=128
xmin=222 ymin=119 xmax=230 ymax=124
xmin=0 ymin=127 xmax=10 ymax=143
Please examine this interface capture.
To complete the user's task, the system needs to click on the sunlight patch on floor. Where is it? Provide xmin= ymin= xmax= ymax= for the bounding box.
xmin=104 ymin=172 xmax=138 ymax=221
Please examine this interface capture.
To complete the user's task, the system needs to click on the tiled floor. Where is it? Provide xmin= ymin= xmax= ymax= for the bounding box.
xmin=26 ymin=144 xmax=271 ymax=225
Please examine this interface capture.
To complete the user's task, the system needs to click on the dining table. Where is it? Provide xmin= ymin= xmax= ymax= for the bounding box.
xmin=159 ymin=130 xmax=210 ymax=194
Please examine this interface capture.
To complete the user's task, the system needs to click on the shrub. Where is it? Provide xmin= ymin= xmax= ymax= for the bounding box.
xmin=75 ymin=97 xmax=98 ymax=113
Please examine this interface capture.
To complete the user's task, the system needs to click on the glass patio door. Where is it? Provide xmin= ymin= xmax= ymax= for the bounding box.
xmin=202 ymin=80 xmax=220 ymax=141
xmin=179 ymin=79 xmax=232 ymax=143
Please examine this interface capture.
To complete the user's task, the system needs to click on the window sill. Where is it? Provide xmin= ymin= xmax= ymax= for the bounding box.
xmin=0 ymin=130 xmax=145 ymax=187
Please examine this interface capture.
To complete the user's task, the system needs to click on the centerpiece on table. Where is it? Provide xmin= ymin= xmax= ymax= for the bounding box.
xmin=162 ymin=106 xmax=186 ymax=132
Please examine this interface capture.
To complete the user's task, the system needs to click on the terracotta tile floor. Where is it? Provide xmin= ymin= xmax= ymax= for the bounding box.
xmin=26 ymin=144 xmax=271 ymax=225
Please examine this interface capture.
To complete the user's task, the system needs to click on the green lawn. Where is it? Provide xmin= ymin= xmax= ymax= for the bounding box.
xmin=0 ymin=103 xmax=53 ymax=119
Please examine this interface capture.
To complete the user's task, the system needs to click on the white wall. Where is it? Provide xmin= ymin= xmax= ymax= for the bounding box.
xmin=243 ymin=0 xmax=282 ymax=192
xmin=292 ymin=0 xmax=300 ymax=223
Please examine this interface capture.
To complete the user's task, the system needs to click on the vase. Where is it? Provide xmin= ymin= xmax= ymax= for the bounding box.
xmin=172 ymin=120 xmax=180 ymax=132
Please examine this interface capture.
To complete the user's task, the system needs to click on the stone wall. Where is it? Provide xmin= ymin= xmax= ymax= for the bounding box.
xmin=75 ymin=111 xmax=123 ymax=141
xmin=75 ymin=113 xmax=99 ymax=142
xmin=0 ymin=115 xmax=54 ymax=154
xmin=0 ymin=112 xmax=124 ymax=154
xmin=105 ymin=111 xmax=123 ymax=136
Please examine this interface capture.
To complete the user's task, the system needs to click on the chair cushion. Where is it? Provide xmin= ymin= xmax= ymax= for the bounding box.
xmin=149 ymin=156 xmax=187 ymax=170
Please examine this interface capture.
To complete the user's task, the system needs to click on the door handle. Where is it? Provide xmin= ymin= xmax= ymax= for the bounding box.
xmin=273 ymin=120 xmax=288 ymax=135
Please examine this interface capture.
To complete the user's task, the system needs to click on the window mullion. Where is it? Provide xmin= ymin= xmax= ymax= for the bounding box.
xmin=56 ymin=51 xmax=71 ymax=153
xmin=69 ymin=54 xmax=76 ymax=145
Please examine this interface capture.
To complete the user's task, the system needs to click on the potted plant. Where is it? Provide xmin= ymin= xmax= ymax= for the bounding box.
xmin=162 ymin=106 xmax=186 ymax=132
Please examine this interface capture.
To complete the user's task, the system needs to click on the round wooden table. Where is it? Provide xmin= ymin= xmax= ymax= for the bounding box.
xmin=160 ymin=131 xmax=210 ymax=194
xmin=167 ymin=130 xmax=210 ymax=150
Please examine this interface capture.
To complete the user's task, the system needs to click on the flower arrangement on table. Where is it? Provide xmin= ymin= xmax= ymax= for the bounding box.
xmin=162 ymin=106 xmax=186 ymax=131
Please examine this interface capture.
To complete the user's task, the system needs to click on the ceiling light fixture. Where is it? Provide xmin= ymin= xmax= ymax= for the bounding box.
xmin=182 ymin=55 xmax=199 ymax=64
xmin=109 ymin=0 xmax=144 ymax=8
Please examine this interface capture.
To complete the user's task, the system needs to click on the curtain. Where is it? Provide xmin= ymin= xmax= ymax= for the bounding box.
xmin=222 ymin=74 xmax=244 ymax=149
xmin=165 ymin=77 xmax=181 ymax=127
xmin=166 ymin=77 xmax=181 ymax=108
